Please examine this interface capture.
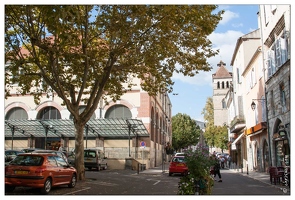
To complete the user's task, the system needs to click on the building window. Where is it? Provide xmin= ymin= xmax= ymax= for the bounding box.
xmin=267 ymin=30 xmax=289 ymax=78
xmin=222 ymin=99 xmax=226 ymax=109
xmin=5 ymin=107 xmax=28 ymax=120
xmin=236 ymin=68 xmax=241 ymax=84
xmin=250 ymin=68 xmax=256 ymax=88
xmin=217 ymin=82 xmax=220 ymax=89
xmin=270 ymin=90 xmax=275 ymax=116
xmin=280 ymin=83 xmax=286 ymax=112
xmin=226 ymin=81 xmax=229 ymax=88
xmin=37 ymin=106 xmax=61 ymax=119
xmin=105 ymin=105 xmax=132 ymax=119
xmin=222 ymin=81 xmax=224 ymax=89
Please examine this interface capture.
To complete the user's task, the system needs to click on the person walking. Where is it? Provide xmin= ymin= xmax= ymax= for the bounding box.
xmin=214 ymin=157 xmax=222 ymax=182
xmin=227 ymin=155 xmax=231 ymax=169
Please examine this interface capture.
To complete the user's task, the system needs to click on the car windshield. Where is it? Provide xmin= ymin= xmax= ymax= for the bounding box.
xmin=10 ymin=155 xmax=43 ymax=166
xmin=172 ymin=157 xmax=185 ymax=163
xmin=84 ymin=151 xmax=96 ymax=158
xmin=5 ymin=151 xmax=22 ymax=156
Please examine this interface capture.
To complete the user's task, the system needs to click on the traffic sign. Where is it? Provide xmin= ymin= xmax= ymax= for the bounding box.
xmin=140 ymin=141 xmax=146 ymax=147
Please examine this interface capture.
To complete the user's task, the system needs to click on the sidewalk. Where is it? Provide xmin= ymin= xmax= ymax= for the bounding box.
xmin=140 ymin=162 xmax=290 ymax=195
xmin=228 ymin=168 xmax=291 ymax=195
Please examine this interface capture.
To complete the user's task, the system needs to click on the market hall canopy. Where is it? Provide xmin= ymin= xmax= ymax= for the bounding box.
xmin=5 ymin=118 xmax=150 ymax=139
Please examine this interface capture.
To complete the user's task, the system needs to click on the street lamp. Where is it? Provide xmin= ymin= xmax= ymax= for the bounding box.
xmin=251 ymin=99 xmax=265 ymax=111
xmin=251 ymin=101 xmax=256 ymax=111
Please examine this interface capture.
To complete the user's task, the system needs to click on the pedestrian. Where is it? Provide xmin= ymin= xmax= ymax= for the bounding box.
xmin=220 ymin=156 xmax=225 ymax=169
xmin=214 ymin=157 xmax=222 ymax=182
xmin=227 ymin=155 xmax=231 ymax=169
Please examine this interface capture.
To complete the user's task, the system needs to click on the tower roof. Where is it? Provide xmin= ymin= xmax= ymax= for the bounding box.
xmin=212 ymin=60 xmax=232 ymax=78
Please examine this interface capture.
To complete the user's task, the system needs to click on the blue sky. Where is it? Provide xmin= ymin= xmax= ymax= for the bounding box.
xmin=2 ymin=2 xmax=291 ymax=123
xmin=168 ymin=5 xmax=260 ymax=121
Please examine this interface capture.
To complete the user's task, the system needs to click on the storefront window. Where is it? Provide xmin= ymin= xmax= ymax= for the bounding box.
xmin=275 ymin=139 xmax=290 ymax=166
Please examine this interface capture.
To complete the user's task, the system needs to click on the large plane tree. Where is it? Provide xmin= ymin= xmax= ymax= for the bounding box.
xmin=5 ymin=5 xmax=223 ymax=180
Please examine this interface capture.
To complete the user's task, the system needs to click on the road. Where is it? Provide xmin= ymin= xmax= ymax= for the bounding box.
xmin=5 ymin=168 xmax=290 ymax=195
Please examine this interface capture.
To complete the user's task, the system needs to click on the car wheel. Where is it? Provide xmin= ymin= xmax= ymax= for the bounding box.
xmin=97 ymin=164 xmax=101 ymax=171
xmin=88 ymin=167 xmax=92 ymax=170
xmin=169 ymin=172 xmax=172 ymax=176
xmin=68 ymin=174 xmax=77 ymax=188
xmin=41 ymin=178 xmax=52 ymax=195
xmin=5 ymin=185 xmax=15 ymax=193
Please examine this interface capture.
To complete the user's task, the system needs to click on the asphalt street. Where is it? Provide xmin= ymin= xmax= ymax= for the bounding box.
xmin=4 ymin=163 xmax=291 ymax=196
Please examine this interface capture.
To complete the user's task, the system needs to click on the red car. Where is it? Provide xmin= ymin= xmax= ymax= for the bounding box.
xmin=169 ymin=156 xmax=188 ymax=176
xmin=5 ymin=153 xmax=77 ymax=194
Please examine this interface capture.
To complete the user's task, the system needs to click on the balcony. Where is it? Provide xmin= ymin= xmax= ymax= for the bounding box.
xmin=229 ymin=116 xmax=246 ymax=133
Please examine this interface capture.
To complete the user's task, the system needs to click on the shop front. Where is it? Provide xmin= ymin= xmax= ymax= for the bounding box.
xmin=273 ymin=124 xmax=290 ymax=167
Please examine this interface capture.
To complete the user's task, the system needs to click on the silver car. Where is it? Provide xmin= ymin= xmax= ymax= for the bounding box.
xmin=68 ymin=148 xmax=107 ymax=171
xmin=31 ymin=150 xmax=68 ymax=163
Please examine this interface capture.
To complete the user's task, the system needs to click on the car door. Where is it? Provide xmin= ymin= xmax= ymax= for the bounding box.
xmin=47 ymin=156 xmax=63 ymax=185
xmin=54 ymin=155 xmax=72 ymax=184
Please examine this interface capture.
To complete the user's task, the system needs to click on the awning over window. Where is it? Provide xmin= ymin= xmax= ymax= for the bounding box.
xmin=5 ymin=118 xmax=150 ymax=139
xmin=231 ymin=133 xmax=244 ymax=150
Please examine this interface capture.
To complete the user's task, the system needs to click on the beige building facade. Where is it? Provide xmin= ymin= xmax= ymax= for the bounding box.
xmin=5 ymin=76 xmax=172 ymax=170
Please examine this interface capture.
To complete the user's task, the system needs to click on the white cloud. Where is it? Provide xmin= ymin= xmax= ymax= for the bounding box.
xmin=219 ymin=10 xmax=239 ymax=25
xmin=172 ymin=30 xmax=244 ymax=87
xmin=232 ymin=23 xmax=243 ymax=28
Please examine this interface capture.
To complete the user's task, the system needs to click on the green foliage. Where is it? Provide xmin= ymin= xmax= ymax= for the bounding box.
xmin=177 ymin=174 xmax=196 ymax=195
xmin=201 ymin=97 xmax=214 ymax=127
xmin=171 ymin=113 xmax=200 ymax=151
xmin=214 ymin=125 xmax=228 ymax=151
xmin=202 ymin=97 xmax=228 ymax=150
xmin=177 ymin=146 xmax=215 ymax=195
xmin=5 ymin=5 xmax=223 ymax=180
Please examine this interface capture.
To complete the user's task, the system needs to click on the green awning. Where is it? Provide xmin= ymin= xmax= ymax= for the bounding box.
xmin=5 ymin=118 xmax=150 ymax=139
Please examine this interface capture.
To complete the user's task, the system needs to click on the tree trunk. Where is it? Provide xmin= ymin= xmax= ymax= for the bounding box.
xmin=74 ymin=121 xmax=85 ymax=181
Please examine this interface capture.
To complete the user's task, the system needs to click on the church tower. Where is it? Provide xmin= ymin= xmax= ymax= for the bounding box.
xmin=212 ymin=61 xmax=232 ymax=126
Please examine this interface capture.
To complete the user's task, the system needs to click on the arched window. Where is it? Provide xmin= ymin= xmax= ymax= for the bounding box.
xmin=226 ymin=81 xmax=229 ymax=88
xmin=37 ymin=106 xmax=61 ymax=119
xmin=105 ymin=105 xmax=132 ymax=119
xmin=222 ymin=81 xmax=225 ymax=89
xmin=217 ymin=82 xmax=220 ymax=89
xmin=5 ymin=107 xmax=28 ymax=120
xmin=69 ymin=106 xmax=96 ymax=119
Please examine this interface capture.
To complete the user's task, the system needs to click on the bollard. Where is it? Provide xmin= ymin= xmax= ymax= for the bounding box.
xmin=137 ymin=163 xmax=139 ymax=174
xmin=247 ymin=164 xmax=249 ymax=175
xmin=241 ymin=164 xmax=243 ymax=173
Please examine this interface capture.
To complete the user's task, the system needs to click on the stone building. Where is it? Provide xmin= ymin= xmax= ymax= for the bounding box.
xmin=212 ymin=61 xmax=232 ymax=127
xmin=259 ymin=5 xmax=291 ymax=168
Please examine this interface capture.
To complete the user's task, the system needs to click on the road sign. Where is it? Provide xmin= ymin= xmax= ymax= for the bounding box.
xmin=140 ymin=141 xmax=146 ymax=148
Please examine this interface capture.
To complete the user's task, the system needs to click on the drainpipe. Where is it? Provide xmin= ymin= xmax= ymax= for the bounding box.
xmin=259 ymin=5 xmax=272 ymax=167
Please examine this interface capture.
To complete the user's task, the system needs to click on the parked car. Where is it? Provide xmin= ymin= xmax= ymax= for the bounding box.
xmin=5 ymin=153 xmax=77 ymax=194
xmin=174 ymin=152 xmax=186 ymax=157
xmin=21 ymin=148 xmax=43 ymax=153
xmin=169 ymin=155 xmax=188 ymax=176
xmin=32 ymin=150 xmax=69 ymax=163
xmin=5 ymin=150 xmax=23 ymax=163
xmin=68 ymin=148 xmax=107 ymax=171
